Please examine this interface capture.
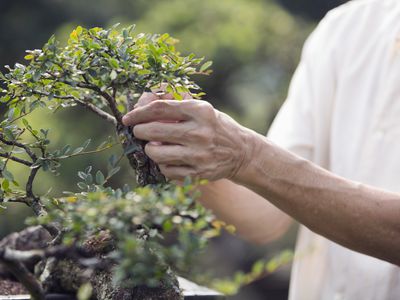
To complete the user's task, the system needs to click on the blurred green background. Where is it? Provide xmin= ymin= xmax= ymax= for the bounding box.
xmin=0 ymin=0 xmax=347 ymax=299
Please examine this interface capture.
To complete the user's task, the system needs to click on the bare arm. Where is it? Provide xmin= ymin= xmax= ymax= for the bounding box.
xmin=123 ymin=99 xmax=400 ymax=265
xmin=198 ymin=179 xmax=292 ymax=244
xmin=223 ymin=133 xmax=400 ymax=264
xmin=235 ymin=132 xmax=400 ymax=265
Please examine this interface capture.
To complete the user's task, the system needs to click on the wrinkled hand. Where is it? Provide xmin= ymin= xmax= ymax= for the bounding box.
xmin=122 ymin=92 xmax=255 ymax=181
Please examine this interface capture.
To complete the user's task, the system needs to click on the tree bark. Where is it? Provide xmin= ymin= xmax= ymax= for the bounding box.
xmin=117 ymin=124 xmax=166 ymax=186
xmin=0 ymin=227 xmax=182 ymax=300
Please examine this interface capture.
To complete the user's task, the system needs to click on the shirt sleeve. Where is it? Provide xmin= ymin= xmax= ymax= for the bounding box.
xmin=267 ymin=13 xmax=339 ymax=167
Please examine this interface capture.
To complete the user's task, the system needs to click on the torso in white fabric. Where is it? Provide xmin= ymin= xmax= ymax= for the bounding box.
xmin=267 ymin=0 xmax=400 ymax=299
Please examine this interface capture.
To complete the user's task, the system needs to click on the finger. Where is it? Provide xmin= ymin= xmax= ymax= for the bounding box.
xmin=135 ymin=92 xmax=160 ymax=108
xmin=134 ymin=122 xmax=186 ymax=144
xmin=145 ymin=143 xmax=190 ymax=165
xmin=158 ymin=164 xmax=196 ymax=181
xmin=122 ymin=100 xmax=189 ymax=126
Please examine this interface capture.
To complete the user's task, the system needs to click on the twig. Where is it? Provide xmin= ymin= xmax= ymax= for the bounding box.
xmin=78 ymin=79 xmax=123 ymax=123
xmin=0 ymin=193 xmax=59 ymax=237
xmin=75 ymin=98 xmax=117 ymax=125
xmin=26 ymin=167 xmax=59 ymax=237
xmin=0 ymin=153 xmax=32 ymax=166
xmin=0 ymin=196 xmax=30 ymax=205
xmin=0 ymin=133 xmax=37 ymax=161
xmin=28 ymin=89 xmax=74 ymax=101
xmin=46 ymin=69 xmax=123 ymax=123
xmin=44 ymin=143 xmax=118 ymax=161
xmin=1 ymin=245 xmax=92 ymax=264
xmin=9 ymin=110 xmax=34 ymax=124
xmin=28 ymin=89 xmax=117 ymax=125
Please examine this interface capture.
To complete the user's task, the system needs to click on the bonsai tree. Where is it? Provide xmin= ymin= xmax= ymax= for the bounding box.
xmin=0 ymin=24 xmax=221 ymax=300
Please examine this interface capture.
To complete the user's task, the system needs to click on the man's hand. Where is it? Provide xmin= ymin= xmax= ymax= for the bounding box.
xmin=122 ymin=95 xmax=256 ymax=181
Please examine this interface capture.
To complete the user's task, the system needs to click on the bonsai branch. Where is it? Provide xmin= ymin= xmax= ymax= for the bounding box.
xmin=28 ymin=89 xmax=117 ymax=126
xmin=0 ymin=245 xmax=92 ymax=265
xmin=26 ymin=168 xmax=39 ymax=200
xmin=78 ymin=76 xmax=122 ymax=122
xmin=76 ymin=98 xmax=117 ymax=125
xmin=0 ymin=256 xmax=45 ymax=300
xmin=0 ymin=234 xmax=96 ymax=299
xmin=0 ymin=153 xmax=32 ymax=166
xmin=0 ymin=133 xmax=37 ymax=161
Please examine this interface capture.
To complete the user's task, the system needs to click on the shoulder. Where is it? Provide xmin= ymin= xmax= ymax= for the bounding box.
xmin=303 ymin=0 xmax=395 ymax=58
xmin=322 ymin=0 xmax=390 ymax=26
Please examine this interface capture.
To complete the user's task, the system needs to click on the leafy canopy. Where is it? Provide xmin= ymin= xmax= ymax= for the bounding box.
xmin=0 ymin=24 xmax=217 ymax=290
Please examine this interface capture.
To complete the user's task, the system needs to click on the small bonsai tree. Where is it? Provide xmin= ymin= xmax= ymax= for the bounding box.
xmin=0 ymin=24 xmax=221 ymax=300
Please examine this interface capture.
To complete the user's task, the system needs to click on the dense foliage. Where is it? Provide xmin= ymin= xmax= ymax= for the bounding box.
xmin=0 ymin=24 xmax=221 ymax=299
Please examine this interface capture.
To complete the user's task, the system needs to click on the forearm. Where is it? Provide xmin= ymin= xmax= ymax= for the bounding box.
xmin=235 ymin=132 xmax=400 ymax=265
xmin=124 ymin=99 xmax=400 ymax=264
xmin=198 ymin=179 xmax=292 ymax=244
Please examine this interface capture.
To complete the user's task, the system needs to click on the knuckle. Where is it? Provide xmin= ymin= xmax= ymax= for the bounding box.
xmin=138 ymin=92 xmax=158 ymax=106
xmin=198 ymin=101 xmax=215 ymax=116
xmin=149 ymin=100 xmax=167 ymax=115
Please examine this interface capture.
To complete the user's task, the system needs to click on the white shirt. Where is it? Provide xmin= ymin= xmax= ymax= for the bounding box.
xmin=267 ymin=0 xmax=400 ymax=299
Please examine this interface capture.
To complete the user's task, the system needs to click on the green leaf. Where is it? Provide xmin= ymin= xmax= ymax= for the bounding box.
xmin=162 ymin=220 xmax=173 ymax=232
xmin=2 ymin=179 xmax=10 ymax=191
xmin=81 ymin=139 xmax=91 ymax=150
xmin=2 ymin=169 xmax=14 ymax=182
xmin=61 ymin=145 xmax=71 ymax=156
xmin=251 ymin=260 xmax=265 ymax=277
xmin=85 ymin=174 xmax=93 ymax=185
xmin=72 ymin=147 xmax=84 ymax=155
xmin=107 ymin=166 xmax=120 ymax=178
xmin=77 ymin=282 xmax=93 ymax=300
xmin=110 ymin=70 xmax=118 ymax=80
xmin=108 ymin=58 xmax=119 ymax=69
xmin=108 ymin=154 xmax=118 ymax=167
xmin=77 ymin=182 xmax=87 ymax=190
xmin=95 ymin=170 xmax=105 ymax=185
xmin=4 ymin=128 xmax=14 ymax=140
xmin=200 ymin=61 xmax=212 ymax=73
xmin=76 ymin=26 xmax=83 ymax=36
xmin=7 ymin=108 xmax=15 ymax=120
xmin=78 ymin=171 xmax=87 ymax=180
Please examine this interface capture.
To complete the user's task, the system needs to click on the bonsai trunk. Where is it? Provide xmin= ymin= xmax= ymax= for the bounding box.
xmin=117 ymin=124 xmax=166 ymax=186
xmin=0 ymin=227 xmax=182 ymax=300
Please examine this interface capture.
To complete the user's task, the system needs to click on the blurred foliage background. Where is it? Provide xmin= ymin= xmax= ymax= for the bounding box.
xmin=0 ymin=0 xmax=347 ymax=299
